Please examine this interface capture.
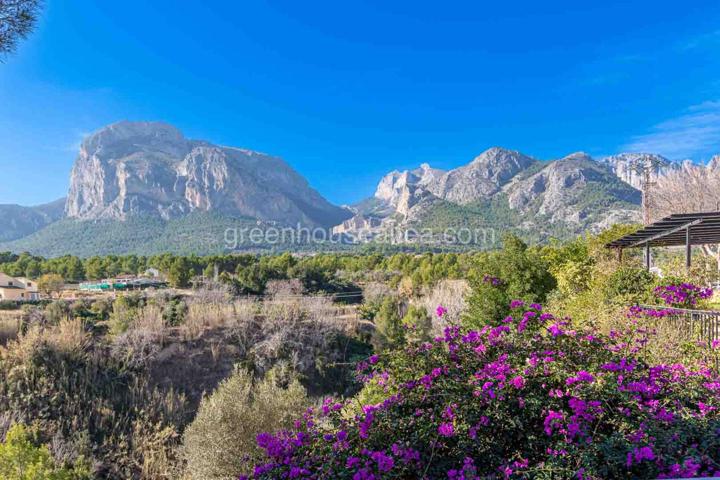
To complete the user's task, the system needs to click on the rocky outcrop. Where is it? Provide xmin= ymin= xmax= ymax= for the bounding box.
xmin=374 ymin=163 xmax=445 ymax=211
xmin=65 ymin=121 xmax=351 ymax=227
xmin=600 ymin=153 xmax=678 ymax=189
xmin=332 ymin=214 xmax=383 ymax=235
xmin=708 ymin=155 xmax=720 ymax=171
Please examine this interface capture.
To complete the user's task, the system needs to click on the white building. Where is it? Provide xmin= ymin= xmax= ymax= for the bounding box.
xmin=0 ymin=273 xmax=40 ymax=301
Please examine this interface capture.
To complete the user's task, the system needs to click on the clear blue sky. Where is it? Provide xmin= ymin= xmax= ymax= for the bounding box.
xmin=1 ymin=0 xmax=719 ymax=206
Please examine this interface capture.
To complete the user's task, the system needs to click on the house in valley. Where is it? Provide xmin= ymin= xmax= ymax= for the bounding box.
xmin=0 ymin=273 xmax=40 ymax=301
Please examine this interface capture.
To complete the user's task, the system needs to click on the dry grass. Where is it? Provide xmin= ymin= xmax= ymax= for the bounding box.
xmin=135 ymin=305 xmax=167 ymax=336
xmin=0 ymin=316 xmax=20 ymax=345
xmin=183 ymin=301 xmax=257 ymax=340
xmin=362 ymin=282 xmax=393 ymax=303
xmin=111 ymin=304 xmax=169 ymax=370
xmin=265 ymin=279 xmax=304 ymax=298
xmin=417 ymin=279 xmax=470 ymax=333
xmin=2 ymin=318 xmax=89 ymax=364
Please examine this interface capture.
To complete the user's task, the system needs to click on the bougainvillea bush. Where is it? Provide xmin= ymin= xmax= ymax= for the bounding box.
xmin=242 ymin=302 xmax=720 ymax=479
xmin=654 ymin=283 xmax=713 ymax=309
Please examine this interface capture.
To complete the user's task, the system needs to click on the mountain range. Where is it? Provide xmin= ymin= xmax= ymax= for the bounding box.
xmin=1 ymin=120 xmax=714 ymax=256
xmin=334 ymin=148 xmax=643 ymax=244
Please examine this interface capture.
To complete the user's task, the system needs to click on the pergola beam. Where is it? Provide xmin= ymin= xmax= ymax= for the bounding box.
xmin=606 ymin=212 xmax=720 ymax=261
xmin=626 ymin=219 xmax=703 ymax=249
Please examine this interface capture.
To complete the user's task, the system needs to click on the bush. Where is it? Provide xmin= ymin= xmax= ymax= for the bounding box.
xmin=0 ymin=299 xmax=50 ymax=311
xmin=401 ymin=305 xmax=432 ymax=343
xmin=602 ymin=266 xmax=656 ymax=304
xmin=162 ymin=298 xmax=188 ymax=326
xmin=371 ymin=297 xmax=405 ymax=352
xmin=653 ymin=283 xmax=713 ymax=309
xmin=182 ymin=366 xmax=308 ymax=479
xmin=44 ymin=301 xmax=70 ymax=325
xmin=465 ymin=234 xmax=555 ymax=326
xmin=108 ymin=295 xmax=135 ymax=335
xmin=0 ymin=424 xmax=91 ymax=480
xmin=242 ymin=302 xmax=720 ymax=479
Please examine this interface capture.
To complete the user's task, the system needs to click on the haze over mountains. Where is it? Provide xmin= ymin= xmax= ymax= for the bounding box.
xmin=1 ymin=120 xmax=716 ymax=256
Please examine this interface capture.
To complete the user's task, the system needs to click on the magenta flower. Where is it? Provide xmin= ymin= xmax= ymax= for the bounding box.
xmin=547 ymin=323 xmax=564 ymax=337
xmin=511 ymin=375 xmax=525 ymax=389
xmin=436 ymin=305 xmax=448 ymax=317
xmin=626 ymin=445 xmax=655 ymax=467
xmin=438 ymin=422 xmax=455 ymax=437
xmin=543 ymin=410 xmax=564 ymax=435
xmin=566 ymin=371 xmax=595 ymax=386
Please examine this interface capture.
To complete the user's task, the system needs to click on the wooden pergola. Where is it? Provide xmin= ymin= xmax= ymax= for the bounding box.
xmin=605 ymin=212 xmax=720 ymax=270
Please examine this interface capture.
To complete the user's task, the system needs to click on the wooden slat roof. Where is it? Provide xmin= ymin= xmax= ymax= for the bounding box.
xmin=606 ymin=212 xmax=720 ymax=248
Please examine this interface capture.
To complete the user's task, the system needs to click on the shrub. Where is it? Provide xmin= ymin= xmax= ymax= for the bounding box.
xmin=0 ymin=423 xmax=91 ymax=479
xmin=553 ymin=258 xmax=594 ymax=296
xmin=219 ymin=297 xmax=370 ymax=396
xmin=243 ymin=302 xmax=720 ymax=479
xmin=108 ymin=295 xmax=135 ymax=335
xmin=162 ymin=298 xmax=188 ymax=326
xmin=602 ymin=266 xmax=655 ymax=304
xmin=44 ymin=301 xmax=70 ymax=325
xmin=401 ymin=305 xmax=432 ymax=343
xmin=371 ymin=297 xmax=405 ymax=352
xmin=418 ymin=279 xmax=469 ymax=331
xmin=465 ymin=234 xmax=555 ymax=326
xmin=182 ymin=366 xmax=308 ymax=479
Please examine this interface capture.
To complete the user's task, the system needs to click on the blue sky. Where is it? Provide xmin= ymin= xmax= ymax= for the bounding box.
xmin=1 ymin=0 xmax=719 ymax=206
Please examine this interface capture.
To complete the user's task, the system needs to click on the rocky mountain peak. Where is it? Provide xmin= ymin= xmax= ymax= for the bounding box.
xmin=469 ymin=146 xmax=533 ymax=166
xmin=426 ymin=147 xmax=537 ymax=204
xmin=562 ymin=152 xmax=593 ymax=162
xmin=81 ymin=121 xmax=189 ymax=157
xmin=373 ymin=163 xmax=445 ymax=206
xmin=64 ymin=121 xmax=350 ymax=227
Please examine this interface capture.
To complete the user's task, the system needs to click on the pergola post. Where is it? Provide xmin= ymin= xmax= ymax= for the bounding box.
xmin=617 ymin=248 xmax=623 ymax=263
xmin=686 ymin=226 xmax=692 ymax=269
xmin=645 ymin=242 xmax=650 ymax=270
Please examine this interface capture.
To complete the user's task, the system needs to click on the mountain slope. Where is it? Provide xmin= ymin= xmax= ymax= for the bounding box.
xmin=0 ymin=198 xmax=66 ymax=242
xmin=504 ymin=152 xmax=640 ymax=225
xmin=6 ymin=131 xmax=691 ymax=255
xmin=0 ymin=212 xmax=357 ymax=257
